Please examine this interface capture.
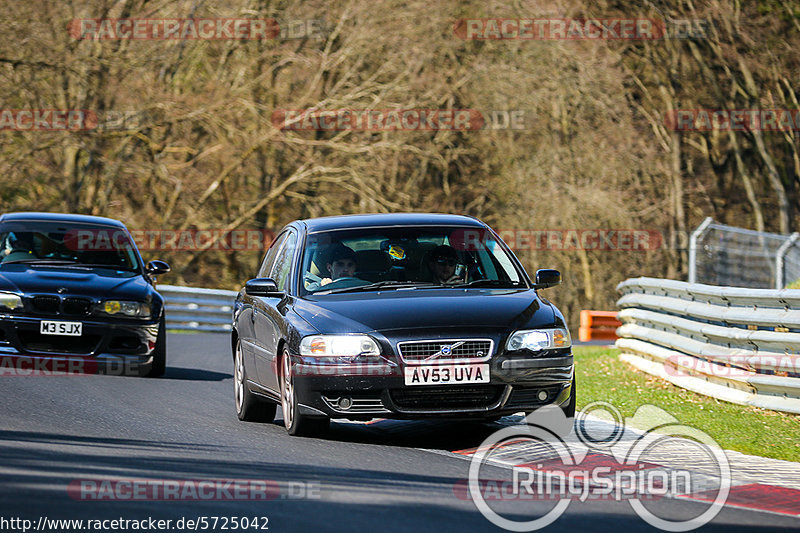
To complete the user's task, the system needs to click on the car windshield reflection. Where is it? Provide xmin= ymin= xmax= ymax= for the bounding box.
xmin=300 ymin=226 xmax=525 ymax=295
xmin=0 ymin=222 xmax=141 ymax=272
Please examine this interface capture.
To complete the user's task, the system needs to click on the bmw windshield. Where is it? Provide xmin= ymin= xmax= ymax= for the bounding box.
xmin=0 ymin=221 xmax=141 ymax=272
xmin=301 ymin=226 xmax=526 ymax=295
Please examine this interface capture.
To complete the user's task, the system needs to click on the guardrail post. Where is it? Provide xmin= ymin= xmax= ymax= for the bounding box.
xmin=776 ymin=233 xmax=800 ymax=289
xmin=688 ymin=217 xmax=714 ymax=284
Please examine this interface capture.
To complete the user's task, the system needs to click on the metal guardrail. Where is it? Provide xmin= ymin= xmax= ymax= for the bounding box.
xmin=615 ymin=277 xmax=800 ymax=414
xmin=157 ymin=284 xmax=237 ymax=333
xmin=688 ymin=216 xmax=800 ymax=289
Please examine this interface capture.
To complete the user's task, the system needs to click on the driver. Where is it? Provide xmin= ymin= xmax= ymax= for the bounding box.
xmin=0 ymin=232 xmax=37 ymax=262
xmin=320 ymin=244 xmax=357 ymax=286
xmin=427 ymin=245 xmax=462 ymax=284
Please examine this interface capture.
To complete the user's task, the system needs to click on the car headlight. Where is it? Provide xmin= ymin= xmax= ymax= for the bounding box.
xmin=299 ymin=335 xmax=380 ymax=357
xmin=506 ymin=328 xmax=571 ymax=352
xmin=0 ymin=291 xmax=22 ymax=311
xmin=99 ymin=300 xmax=151 ymax=318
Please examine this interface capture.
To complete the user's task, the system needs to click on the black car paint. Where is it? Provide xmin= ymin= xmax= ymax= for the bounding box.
xmin=0 ymin=212 xmax=168 ymax=376
xmin=233 ymin=213 xmax=574 ymax=421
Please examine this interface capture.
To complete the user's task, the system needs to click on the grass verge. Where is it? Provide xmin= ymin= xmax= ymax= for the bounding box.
xmin=574 ymin=346 xmax=800 ymax=462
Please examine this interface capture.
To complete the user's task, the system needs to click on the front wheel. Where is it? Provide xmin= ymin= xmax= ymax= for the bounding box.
xmin=234 ymin=340 xmax=277 ymax=422
xmin=143 ymin=315 xmax=167 ymax=377
xmin=561 ymin=376 xmax=576 ymax=418
xmin=281 ymin=349 xmax=329 ymax=437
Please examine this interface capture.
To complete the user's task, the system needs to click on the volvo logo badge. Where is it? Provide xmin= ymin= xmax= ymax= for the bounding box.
xmin=423 ymin=341 xmax=465 ymax=361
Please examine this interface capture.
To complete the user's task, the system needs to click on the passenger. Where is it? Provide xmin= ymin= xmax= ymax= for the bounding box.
xmin=427 ymin=245 xmax=462 ymax=284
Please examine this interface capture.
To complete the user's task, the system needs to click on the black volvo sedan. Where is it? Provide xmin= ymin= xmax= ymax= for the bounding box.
xmin=0 ymin=212 xmax=170 ymax=377
xmin=232 ymin=213 xmax=574 ymax=436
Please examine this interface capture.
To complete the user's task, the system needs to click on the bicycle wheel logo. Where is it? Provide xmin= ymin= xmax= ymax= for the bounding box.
xmin=467 ymin=403 xmax=730 ymax=532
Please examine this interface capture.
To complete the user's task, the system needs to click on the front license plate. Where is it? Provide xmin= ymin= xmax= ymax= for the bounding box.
xmin=40 ymin=320 xmax=82 ymax=336
xmin=404 ymin=364 xmax=490 ymax=386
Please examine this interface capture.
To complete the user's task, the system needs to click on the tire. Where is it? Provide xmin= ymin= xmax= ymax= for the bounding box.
xmin=234 ymin=339 xmax=277 ymax=422
xmin=280 ymin=349 xmax=329 ymax=437
xmin=144 ymin=315 xmax=167 ymax=378
xmin=561 ymin=375 xmax=576 ymax=418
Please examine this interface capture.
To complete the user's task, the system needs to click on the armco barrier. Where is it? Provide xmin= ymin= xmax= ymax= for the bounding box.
xmin=615 ymin=277 xmax=800 ymax=414
xmin=157 ymin=285 xmax=237 ymax=333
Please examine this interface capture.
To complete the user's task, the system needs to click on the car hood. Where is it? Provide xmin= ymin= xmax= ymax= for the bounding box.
xmin=0 ymin=264 xmax=152 ymax=300
xmin=294 ymin=288 xmax=556 ymax=334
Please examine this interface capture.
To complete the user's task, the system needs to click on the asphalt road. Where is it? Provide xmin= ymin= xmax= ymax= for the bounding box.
xmin=0 ymin=333 xmax=796 ymax=532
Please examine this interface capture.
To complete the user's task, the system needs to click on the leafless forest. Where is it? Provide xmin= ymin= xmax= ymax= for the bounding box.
xmin=1 ymin=0 xmax=798 ymax=328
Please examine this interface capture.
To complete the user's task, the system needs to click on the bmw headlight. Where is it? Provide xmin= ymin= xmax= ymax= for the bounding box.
xmin=506 ymin=328 xmax=571 ymax=352
xmin=99 ymin=300 xmax=151 ymax=318
xmin=299 ymin=335 xmax=380 ymax=357
xmin=0 ymin=291 xmax=22 ymax=311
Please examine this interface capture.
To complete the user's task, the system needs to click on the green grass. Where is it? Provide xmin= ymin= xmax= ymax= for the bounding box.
xmin=574 ymin=346 xmax=800 ymax=462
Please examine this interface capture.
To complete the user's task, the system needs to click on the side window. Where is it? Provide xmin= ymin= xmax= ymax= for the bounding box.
xmin=257 ymin=233 xmax=286 ymax=278
xmin=270 ymin=231 xmax=298 ymax=292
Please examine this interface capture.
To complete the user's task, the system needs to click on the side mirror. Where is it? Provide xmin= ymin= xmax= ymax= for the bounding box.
xmin=245 ymin=278 xmax=283 ymax=297
xmin=146 ymin=260 xmax=170 ymax=276
xmin=534 ymin=269 xmax=561 ymax=289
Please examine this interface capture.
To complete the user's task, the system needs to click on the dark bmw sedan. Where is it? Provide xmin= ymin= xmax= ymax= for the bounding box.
xmin=0 ymin=212 xmax=170 ymax=377
xmin=232 ymin=213 xmax=574 ymax=436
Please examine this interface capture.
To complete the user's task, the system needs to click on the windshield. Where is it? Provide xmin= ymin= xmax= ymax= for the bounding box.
xmin=0 ymin=221 xmax=141 ymax=271
xmin=300 ymin=225 xmax=525 ymax=295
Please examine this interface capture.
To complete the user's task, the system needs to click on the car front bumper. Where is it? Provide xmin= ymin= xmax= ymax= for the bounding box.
xmin=0 ymin=315 xmax=159 ymax=376
xmin=290 ymin=353 xmax=574 ymax=420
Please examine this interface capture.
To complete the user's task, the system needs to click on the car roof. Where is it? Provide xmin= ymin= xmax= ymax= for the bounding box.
xmin=299 ymin=213 xmax=485 ymax=233
xmin=0 ymin=212 xmax=126 ymax=228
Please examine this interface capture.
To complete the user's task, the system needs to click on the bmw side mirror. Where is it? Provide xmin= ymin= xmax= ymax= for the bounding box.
xmin=146 ymin=260 xmax=170 ymax=276
xmin=534 ymin=269 xmax=561 ymax=289
xmin=245 ymin=278 xmax=283 ymax=297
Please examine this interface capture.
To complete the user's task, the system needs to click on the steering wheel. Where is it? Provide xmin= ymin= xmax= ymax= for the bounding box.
xmin=317 ymin=277 xmax=369 ymax=290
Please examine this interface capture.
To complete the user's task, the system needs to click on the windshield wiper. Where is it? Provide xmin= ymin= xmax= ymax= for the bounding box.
xmin=3 ymin=259 xmax=81 ymax=265
xmin=65 ymin=263 xmax=139 ymax=272
xmin=460 ymin=279 xmax=524 ymax=288
xmin=317 ymin=280 xmax=440 ymax=294
xmin=1 ymin=259 xmax=137 ymax=272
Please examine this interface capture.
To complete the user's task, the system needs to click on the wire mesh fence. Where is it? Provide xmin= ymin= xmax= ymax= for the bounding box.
xmin=688 ymin=218 xmax=800 ymax=289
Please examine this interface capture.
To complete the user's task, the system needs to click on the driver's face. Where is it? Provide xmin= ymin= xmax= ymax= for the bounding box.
xmin=430 ymin=257 xmax=456 ymax=282
xmin=328 ymin=258 xmax=356 ymax=279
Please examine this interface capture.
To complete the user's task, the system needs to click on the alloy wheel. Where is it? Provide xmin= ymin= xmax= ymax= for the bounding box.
xmin=234 ymin=342 xmax=245 ymax=413
xmin=281 ymin=351 xmax=295 ymax=429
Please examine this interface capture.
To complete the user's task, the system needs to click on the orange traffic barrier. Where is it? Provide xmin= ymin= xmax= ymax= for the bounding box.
xmin=578 ymin=310 xmax=621 ymax=342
